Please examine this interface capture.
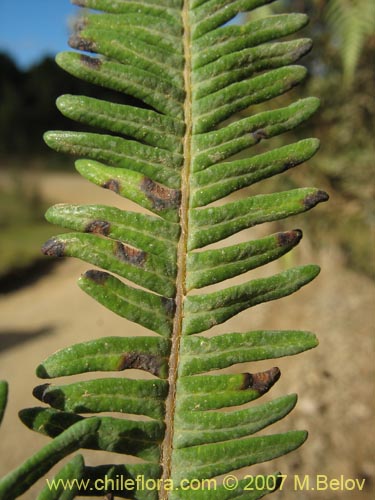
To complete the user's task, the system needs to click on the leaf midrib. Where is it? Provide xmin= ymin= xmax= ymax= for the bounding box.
xmin=160 ymin=1 xmax=192 ymax=497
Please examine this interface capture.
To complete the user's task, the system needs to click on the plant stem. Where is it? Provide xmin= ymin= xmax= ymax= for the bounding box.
xmin=160 ymin=0 xmax=193 ymax=497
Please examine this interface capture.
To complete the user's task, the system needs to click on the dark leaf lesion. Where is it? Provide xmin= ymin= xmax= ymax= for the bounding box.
xmin=84 ymin=269 xmax=110 ymax=285
xmin=80 ymin=54 xmax=102 ymax=70
xmin=114 ymin=242 xmax=147 ymax=267
xmin=102 ymin=179 xmax=120 ymax=193
xmin=85 ymin=220 xmax=111 ymax=236
xmin=69 ymin=35 xmax=97 ymax=53
xmin=241 ymin=367 xmax=281 ymax=394
xmin=303 ymin=190 xmax=329 ymax=209
xmin=41 ymin=238 xmax=66 ymax=258
xmin=277 ymin=229 xmax=303 ymax=247
xmin=141 ymin=177 xmax=181 ymax=210
xmin=117 ymin=352 xmax=163 ymax=377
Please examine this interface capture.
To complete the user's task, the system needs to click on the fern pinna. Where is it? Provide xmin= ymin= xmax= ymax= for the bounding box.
xmin=0 ymin=0 xmax=328 ymax=498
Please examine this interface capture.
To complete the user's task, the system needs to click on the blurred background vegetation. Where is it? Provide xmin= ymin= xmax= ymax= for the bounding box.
xmin=0 ymin=0 xmax=374 ymax=289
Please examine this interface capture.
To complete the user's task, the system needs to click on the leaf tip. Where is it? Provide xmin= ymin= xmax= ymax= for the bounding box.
xmin=43 ymin=130 xmax=54 ymax=147
xmin=243 ymin=367 xmax=281 ymax=395
xmin=303 ymin=264 xmax=321 ymax=282
xmin=303 ymin=96 xmax=321 ymax=114
xmin=32 ymin=383 xmax=50 ymax=403
xmin=56 ymin=94 xmax=73 ymax=114
xmin=292 ymin=13 xmax=310 ymax=30
xmin=41 ymin=237 xmax=65 ymax=257
xmin=277 ymin=229 xmax=303 ymax=247
xmin=303 ymin=190 xmax=329 ymax=209
xmin=35 ymin=364 xmax=49 ymax=379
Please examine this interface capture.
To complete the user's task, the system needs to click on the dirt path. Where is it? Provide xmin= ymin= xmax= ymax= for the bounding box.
xmin=0 ymin=173 xmax=374 ymax=499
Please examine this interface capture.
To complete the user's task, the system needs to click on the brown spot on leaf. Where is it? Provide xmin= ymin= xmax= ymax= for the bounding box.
xmin=85 ymin=220 xmax=110 ymax=236
xmin=252 ymin=129 xmax=269 ymax=142
xmin=241 ymin=367 xmax=281 ymax=394
xmin=69 ymin=35 xmax=96 ymax=53
xmin=277 ymin=229 xmax=303 ymax=247
xmin=117 ymin=352 xmax=161 ymax=376
xmin=303 ymin=190 xmax=329 ymax=209
xmin=115 ymin=242 xmax=147 ymax=266
xmin=162 ymin=297 xmax=176 ymax=317
xmin=42 ymin=238 xmax=65 ymax=257
xmin=102 ymin=179 xmax=120 ymax=193
xmin=141 ymin=178 xmax=181 ymax=210
xmin=84 ymin=270 xmax=110 ymax=285
xmin=80 ymin=54 xmax=102 ymax=69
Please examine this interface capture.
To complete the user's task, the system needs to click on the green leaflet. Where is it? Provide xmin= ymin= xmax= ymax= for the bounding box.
xmin=171 ymin=431 xmax=308 ymax=481
xmin=169 ymin=474 xmax=281 ymax=499
xmin=42 ymin=231 xmax=177 ymax=296
xmin=190 ymin=0 xmax=275 ymax=39
xmin=56 ymin=95 xmax=184 ymax=153
xmin=36 ymin=455 xmax=85 ymax=500
xmin=55 ymin=51 xmax=185 ymax=119
xmin=186 ymin=229 xmax=303 ymax=289
xmin=44 ymin=132 xmax=183 ymax=188
xmin=174 ymin=394 xmax=298 ymax=447
xmin=33 ymin=378 xmax=168 ymax=419
xmin=183 ymin=265 xmax=320 ymax=334
xmin=69 ymin=27 xmax=184 ymax=85
xmin=72 ymin=0 xmax=183 ymax=15
xmin=193 ymin=66 xmax=308 ymax=133
xmin=81 ymin=11 xmax=182 ymax=38
xmin=192 ymin=13 xmax=309 ymax=66
xmin=36 ymin=336 xmax=171 ymax=378
xmin=45 ymin=203 xmax=180 ymax=260
xmin=179 ymin=330 xmax=318 ymax=375
xmin=0 ymin=418 xmax=101 ymax=500
xmin=79 ymin=271 xmax=176 ymax=335
xmin=191 ymin=139 xmax=319 ymax=207
xmin=193 ymin=39 xmax=312 ymax=98
xmin=75 ymin=159 xmax=181 ymax=220
xmin=191 ymin=100 xmax=320 ymax=172
xmin=20 ymin=408 xmax=164 ymax=461
xmin=0 ymin=381 xmax=7 ymax=427
xmin=176 ymin=369 xmax=281 ymax=411
xmin=188 ymin=189 xmax=328 ymax=249
xmin=81 ymin=464 xmax=162 ymax=499
xmin=1 ymin=1 xmax=330 ymax=498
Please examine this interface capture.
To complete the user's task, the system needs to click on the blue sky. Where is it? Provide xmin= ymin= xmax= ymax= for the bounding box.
xmin=0 ymin=2 xmax=254 ymax=70
xmin=0 ymin=0 xmax=81 ymax=69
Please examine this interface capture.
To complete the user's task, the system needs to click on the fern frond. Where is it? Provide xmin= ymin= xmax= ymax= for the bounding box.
xmin=0 ymin=0 xmax=328 ymax=498
xmin=325 ymin=0 xmax=375 ymax=88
